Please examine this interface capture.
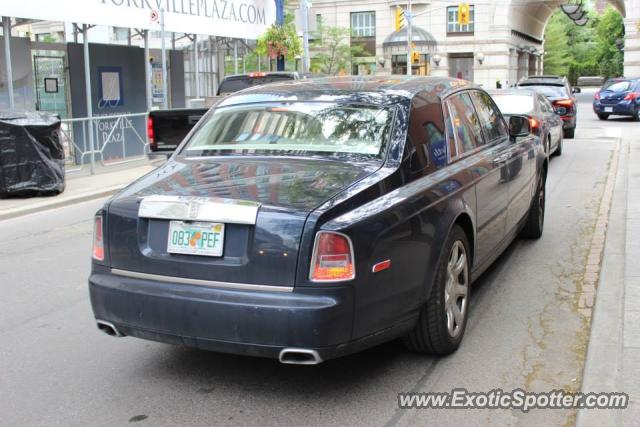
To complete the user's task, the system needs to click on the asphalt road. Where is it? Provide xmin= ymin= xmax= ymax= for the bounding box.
xmin=0 ymin=98 xmax=634 ymax=426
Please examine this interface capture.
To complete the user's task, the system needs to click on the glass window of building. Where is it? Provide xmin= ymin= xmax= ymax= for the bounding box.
xmin=351 ymin=11 xmax=376 ymax=37
xmin=446 ymin=5 xmax=475 ymax=34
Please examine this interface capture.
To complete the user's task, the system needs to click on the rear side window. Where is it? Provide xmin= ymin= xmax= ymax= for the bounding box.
xmin=606 ymin=81 xmax=631 ymax=92
xmin=407 ymin=92 xmax=448 ymax=170
xmin=470 ymin=91 xmax=509 ymax=142
xmin=445 ymin=92 xmax=484 ymax=154
xmin=217 ymin=75 xmax=295 ymax=95
xmin=523 ymin=85 xmax=568 ymax=98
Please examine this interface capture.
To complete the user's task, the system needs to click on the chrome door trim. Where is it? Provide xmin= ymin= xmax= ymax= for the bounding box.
xmin=138 ymin=195 xmax=260 ymax=225
xmin=111 ymin=268 xmax=293 ymax=293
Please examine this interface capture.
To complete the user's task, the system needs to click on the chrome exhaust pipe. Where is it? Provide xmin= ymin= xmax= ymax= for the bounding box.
xmin=278 ymin=348 xmax=323 ymax=365
xmin=96 ymin=320 xmax=125 ymax=337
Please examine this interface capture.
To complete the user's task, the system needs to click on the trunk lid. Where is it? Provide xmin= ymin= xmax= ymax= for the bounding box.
xmin=106 ymin=157 xmax=378 ymax=287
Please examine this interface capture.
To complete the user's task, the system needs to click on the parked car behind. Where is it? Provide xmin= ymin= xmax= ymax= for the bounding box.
xmin=90 ymin=77 xmax=547 ymax=364
xmin=148 ymin=72 xmax=320 ymax=153
xmin=593 ymin=77 xmax=640 ymax=121
xmin=517 ymin=75 xmax=579 ymax=139
xmin=489 ymin=89 xmax=564 ymax=156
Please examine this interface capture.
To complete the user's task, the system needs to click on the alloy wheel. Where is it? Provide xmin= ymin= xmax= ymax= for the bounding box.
xmin=444 ymin=241 xmax=469 ymax=338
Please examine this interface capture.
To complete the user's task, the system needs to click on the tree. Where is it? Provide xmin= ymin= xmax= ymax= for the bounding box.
xmin=310 ymin=25 xmax=363 ymax=75
xmin=594 ymin=7 xmax=624 ymax=78
xmin=543 ymin=6 xmax=624 ymax=82
xmin=256 ymin=22 xmax=302 ymax=63
xmin=543 ymin=12 xmax=571 ymax=75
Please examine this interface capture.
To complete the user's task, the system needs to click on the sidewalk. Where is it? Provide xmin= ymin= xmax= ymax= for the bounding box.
xmin=0 ymin=160 xmax=163 ymax=221
xmin=577 ymin=138 xmax=640 ymax=426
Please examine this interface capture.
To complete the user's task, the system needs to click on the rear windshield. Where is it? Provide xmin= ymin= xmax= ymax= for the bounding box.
xmin=603 ymin=80 xmax=631 ymax=92
xmin=217 ymin=75 xmax=295 ymax=95
xmin=520 ymin=85 xmax=568 ymax=98
xmin=492 ymin=94 xmax=535 ymax=115
xmin=181 ymin=102 xmax=393 ymax=160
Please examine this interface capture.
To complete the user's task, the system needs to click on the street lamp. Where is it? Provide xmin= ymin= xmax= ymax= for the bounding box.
xmin=476 ymin=52 xmax=485 ymax=65
xmin=433 ymin=54 xmax=441 ymax=67
xmin=378 ymin=56 xmax=386 ymax=68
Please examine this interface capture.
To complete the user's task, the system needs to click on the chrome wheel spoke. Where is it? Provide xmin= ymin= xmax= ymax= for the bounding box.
xmin=443 ymin=239 xmax=469 ymax=338
xmin=453 ymin=253 xmax=466 ymax=276
xmin=455 ymin=283 xmax=468 ymax=298
xmin=451 ymin=303 xmax=464 ymax=326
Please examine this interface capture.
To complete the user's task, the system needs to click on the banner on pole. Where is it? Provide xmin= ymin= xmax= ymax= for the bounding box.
xmin=3 ymin=0 xmax=276 ymax=39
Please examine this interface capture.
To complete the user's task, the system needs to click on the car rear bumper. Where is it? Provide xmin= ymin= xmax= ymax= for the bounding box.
xmin=559 ymin=114 xmax=576 ymax=129
xmin=88 ymin=267 xmax=357 ymax=361
xmin=593 ymin=101 xmax=638 ymax=116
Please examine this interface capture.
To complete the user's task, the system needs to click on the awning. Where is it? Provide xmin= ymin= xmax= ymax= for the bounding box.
xmin=383 ymin=26 xmax=437 ymax=49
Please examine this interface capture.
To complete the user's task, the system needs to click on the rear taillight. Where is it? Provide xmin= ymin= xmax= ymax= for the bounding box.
xmin=594 ymin=91 xmax=600 ymax=100
xmin=147 ymin=116 xmax=155 ymax=148
xmin=554 ymin=99 xmax=574 ymax=108
xmin=624 ymin=92 xmax=638 ymax=101
xmin=529 ymin=118 xmax=539 ymax=131
xmin=310 ymin=231 xmax=355 ymax=282
xmin=93 ymin=215 xmax=105 ymax=261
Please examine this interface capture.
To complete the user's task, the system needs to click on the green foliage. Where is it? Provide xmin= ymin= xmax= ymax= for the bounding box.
xmin=594 ymin=7 xmax=624 ymax=78
xmin=309 ymin=24 xmax=364 ymax=75
xmin=543 ymin=12 xmax=571 ymax=76
xmin=256 ymin=17 xmax=302 ymax=62
xmin=543 ymin=6 xmax=624 ymax=83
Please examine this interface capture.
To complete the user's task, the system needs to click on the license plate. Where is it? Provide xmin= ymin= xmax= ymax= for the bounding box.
xmin=604 ymin=107 xmax=613 ymax=113
xmin=167 ymin=221 xmax=225 ymax=257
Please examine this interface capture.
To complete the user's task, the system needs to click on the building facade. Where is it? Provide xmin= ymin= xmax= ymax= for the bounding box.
xmin=305 ymin=0 xmax=551 ymax=89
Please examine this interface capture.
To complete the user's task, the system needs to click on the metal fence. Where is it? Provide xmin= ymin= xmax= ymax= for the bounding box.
xmin=60 ymin=112 xmax=149 ymax=174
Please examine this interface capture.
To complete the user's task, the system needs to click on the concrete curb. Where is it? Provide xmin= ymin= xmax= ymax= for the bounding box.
xmin=0 ymin=185 xmax=124 ymax=221
xmin=576 ymin=139 xmax=628 ymax=426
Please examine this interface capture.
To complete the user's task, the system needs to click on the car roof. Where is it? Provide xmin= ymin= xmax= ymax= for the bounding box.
xmin=525 ymin=75 xmax=563 ymax=80
xmin=487 ymin=89 xmax=537 ymax=96
xmin=518 ymin=79 xmax=566 ymax=87
xmin=221 ymin=71 xmax=300 ymax=81
xmin=216 ymin=76 xmax=475 ymax=108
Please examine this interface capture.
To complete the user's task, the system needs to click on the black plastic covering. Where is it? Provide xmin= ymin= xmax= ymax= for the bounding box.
xmin=0 ymin=112 xmax=65 ymax=197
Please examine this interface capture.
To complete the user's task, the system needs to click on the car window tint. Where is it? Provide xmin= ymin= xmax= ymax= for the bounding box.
xmin=605 ymin=81 xmax=631 ymax=92
xmin=470 ymin=91 xmax=508 ymax=143
xmin=522 ymin=85 xmax=568 ymax=98
xmin=218 ymin=75 xmax=295 ymax=94
xmin=443 ymin=101 xmax=458 ymax=159
xmin=407 ymin=93 xmax=448 ymax=169
xmin=538 ymin=95 xmax=551 ymax=113
xmin=446 ymin=93 xmax=484 ymax=153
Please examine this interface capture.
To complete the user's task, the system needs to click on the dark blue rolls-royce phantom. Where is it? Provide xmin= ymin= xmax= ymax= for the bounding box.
xmin=89 ymin=76 xmax=546 ymax=364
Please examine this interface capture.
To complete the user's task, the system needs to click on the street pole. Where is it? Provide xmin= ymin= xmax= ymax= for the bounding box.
xmin=160 ymin=9 xmax=168 ymax=109
xmin=82 ymin=24 xmax=95 ymax=175
xmin=242 ymin=39 xmax=246 ymax=74
xmin=233 ymin=39 xmax=238 ymax=74
xmin=301 ymin=0 xmax=310 ymax=73
xmin=144 ymin=30 xmax=152 ymax=110
xmin=406 ymin=0 xmax=412 ymax=76
xmin=3 ymin=17 xmax=14 ymax=111
xmin=275 ymin=0 xmax=285 ymax=71
xmin=194 ymin=34 xmax=200 ymax=99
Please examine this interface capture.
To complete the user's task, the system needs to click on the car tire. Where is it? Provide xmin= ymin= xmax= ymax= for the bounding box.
xmin=520 ymin=171 xmax=546 ymax=239
xmin=633 ymin=109 xmax=640 ymax=122
xmin=564 ymin=128 xmax=575 ymax=139
xmin=554 ymin=134 xmax=563 ymax=156
xmin=597 ymin=113 xmax=609 ymax=120
xmin=403 ymin=225 xmax=470 ymax=355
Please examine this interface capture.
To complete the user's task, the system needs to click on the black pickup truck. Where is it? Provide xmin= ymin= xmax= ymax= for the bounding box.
xmin=148 ymin=72 xmax=317 ymax=153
